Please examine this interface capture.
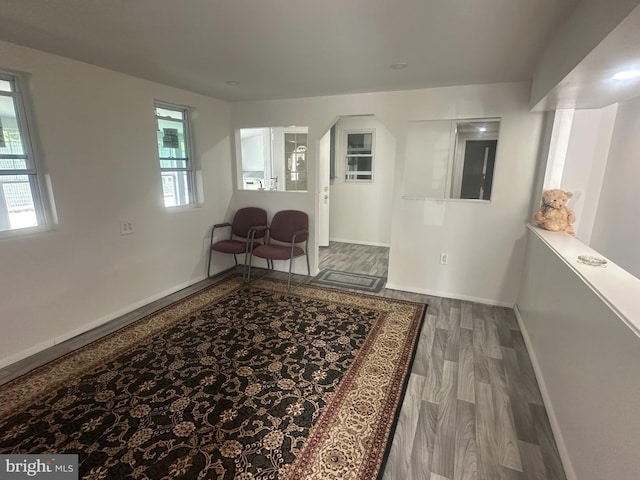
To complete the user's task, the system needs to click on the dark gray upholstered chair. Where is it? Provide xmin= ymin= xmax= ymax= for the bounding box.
xmin=247 ymin=210 xmax=310 ymax=289
xmin=207 ymin=207 xmax=268 ymax=279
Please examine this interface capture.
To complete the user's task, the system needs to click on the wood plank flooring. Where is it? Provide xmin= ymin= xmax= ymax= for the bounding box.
xmin=0 ymin=243 xmax=566 ymax=480
xmin=381 ymin=294 xmax=565 ymax=480
xmin=319 ymin=241 xmax=389 ymax=277
xmin=318 ymin=243 xmax=565 ymax=480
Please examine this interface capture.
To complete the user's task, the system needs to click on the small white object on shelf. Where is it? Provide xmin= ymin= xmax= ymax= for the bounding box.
xmin=577 ymin=255 xmax=607 ymax=267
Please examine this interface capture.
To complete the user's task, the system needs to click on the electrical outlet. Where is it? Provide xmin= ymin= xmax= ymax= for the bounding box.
xmin=120 ymin=221 xmax=134 ymax=235
xmin=439 ymin=252 xmax=448 ymax=265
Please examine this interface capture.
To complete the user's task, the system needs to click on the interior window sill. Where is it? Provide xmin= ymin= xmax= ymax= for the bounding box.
xmin=401 ymin=196 xmax=491 ymax=204
xmin=0 ymin=224 xmax=54 ymax=241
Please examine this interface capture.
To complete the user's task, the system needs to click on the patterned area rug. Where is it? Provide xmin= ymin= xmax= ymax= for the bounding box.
xmin=0 ymin=275 xmax=425 ymax=480
xmin=310 ymin=270 xmax=387 ymax=293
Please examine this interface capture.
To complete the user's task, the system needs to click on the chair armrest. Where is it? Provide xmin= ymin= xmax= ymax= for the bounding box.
xmin=292 ymin=228 xmax=309 ymax=243
xmin=248 ymin=224 xmax=269 ymax=241
xmin=213 ymin=222 xmax=232 ymax=229
xmin=211 ymin=222 xmax=233 ymax=245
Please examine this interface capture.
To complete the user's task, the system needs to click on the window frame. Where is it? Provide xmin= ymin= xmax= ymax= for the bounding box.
xmin=238 ymin=127 xmax=273 ymax=190
xmin=236 ymin=126 xmax=309 ymax=192
xmin=154 ymin=101 xmax=196 ymax=208
xmin=0 ymin=70 xmax=50 ymax=236
xmin=283 ymin=129 xmax=308 ymax=191
xmin=344 ymin=129 xmax=375 ymax=183
xmin=449 ymin=119 xmax=500 ymax=200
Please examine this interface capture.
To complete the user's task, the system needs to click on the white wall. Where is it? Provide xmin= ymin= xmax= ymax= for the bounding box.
xmin=516 ymin=227 xmax=640 ymax=480
xmin=559 ymin=104 xmax=617 ymax=243
xmin=404 ymin=120 xmax=452 ymax=199
xmin=0 ymin=40 xmax=233 ymax=367
xmin=387 ymin=84 xmax=542 ymax=305
xmin=329 ymin=116 xmax=395 ymax=246
xmin=590 ymin=95 xmax=640 ymax=278
xmin=231 ymin=82 xmax=543 ymax=305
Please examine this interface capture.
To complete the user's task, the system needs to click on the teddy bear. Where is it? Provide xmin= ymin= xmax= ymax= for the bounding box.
xmin=534 ymin=189 xmax=576 ymax=235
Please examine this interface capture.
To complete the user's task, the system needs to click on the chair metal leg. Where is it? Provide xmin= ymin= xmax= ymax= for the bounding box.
xmin=247 ymin=252 xmax=254 ymax=283
xmin=206 ymin=228 xmax=215 ymax=278
xmin=305 ymin=239 xmax=310 ymax=275
xmin=242 ymin=251 xmax=249 ymax=281
xmin=285 ymin=254 xmax=309 ymax=290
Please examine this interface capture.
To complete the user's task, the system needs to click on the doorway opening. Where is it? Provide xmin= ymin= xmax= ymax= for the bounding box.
xmin=316 ymin=115 xmax=395 ymax=280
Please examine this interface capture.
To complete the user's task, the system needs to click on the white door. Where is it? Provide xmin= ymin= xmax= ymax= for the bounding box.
xmin=318 ymin=128 xmax=331 ymax=246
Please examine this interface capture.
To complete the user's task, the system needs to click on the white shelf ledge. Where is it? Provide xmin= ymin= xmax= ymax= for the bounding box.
xmin=528 ymin=225 xmax=640 ymax=338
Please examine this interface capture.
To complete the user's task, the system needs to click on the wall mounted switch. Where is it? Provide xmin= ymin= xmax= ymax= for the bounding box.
xmin=120 ymin=221 xmax=134 ymax=235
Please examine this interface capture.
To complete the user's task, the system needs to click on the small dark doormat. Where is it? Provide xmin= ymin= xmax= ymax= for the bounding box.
xmin=311 ymin=269 xmax=387 ymax=293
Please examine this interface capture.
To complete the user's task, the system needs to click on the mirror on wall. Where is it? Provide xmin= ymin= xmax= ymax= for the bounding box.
xmin=236 ymin=126 xmax=308 ymax=192
xmin=404 ymin=118 xmax=500 ymax=200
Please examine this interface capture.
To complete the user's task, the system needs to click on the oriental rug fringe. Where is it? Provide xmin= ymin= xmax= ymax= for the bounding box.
xmin=0 ymin=275 xmax=426 ymax=480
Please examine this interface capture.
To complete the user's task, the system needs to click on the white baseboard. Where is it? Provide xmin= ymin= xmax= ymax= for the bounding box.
xmin=328 ymin=237 xmax=391 ymax=248
xmin=0 ymin=275 xmax=209 ymax=370
xmin=0 ymin=339 xmax=57 ymax=370
xmin=513 ymin=304 xmax=576 ymax=480
xmin=384 ymin=282 xmax=513 ymax=307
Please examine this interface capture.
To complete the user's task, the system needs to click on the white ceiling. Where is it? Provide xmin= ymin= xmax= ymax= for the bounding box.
xmin=0 ymin=0 xmax=579 ymax=102
xmin=533 ymin=3 xmax=640 ymax=110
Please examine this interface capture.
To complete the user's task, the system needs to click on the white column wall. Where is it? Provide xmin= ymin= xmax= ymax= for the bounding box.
xmin=0 ymin=41 xmax=233 ymax=367
xmin=231 ymin=82 xmax=543 ymax=305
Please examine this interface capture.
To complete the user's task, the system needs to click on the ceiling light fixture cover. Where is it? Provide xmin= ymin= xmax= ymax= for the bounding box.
xmin=611 ymin=69 xmax=640 ymax=80
xmin=225 ymin=80 xmax=240 ymax=86
xmin=390 ymin=63 xmax=409 ymax=70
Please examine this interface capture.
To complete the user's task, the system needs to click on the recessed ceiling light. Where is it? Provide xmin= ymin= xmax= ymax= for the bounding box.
xmin=611 ymin=69 xmax=640 ymax=81
xmin=225 ymin=80 xmax=240 ymax=86
xmin=390 ymin=63 xmax=409 ymax=70
xmin=478 ymin=127 xmax=487 ymax=132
